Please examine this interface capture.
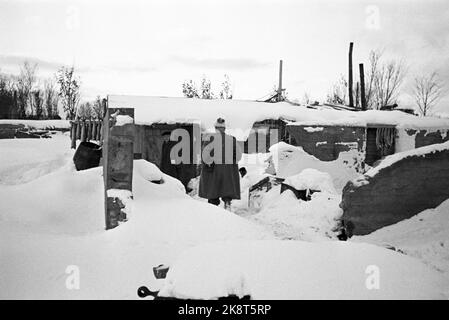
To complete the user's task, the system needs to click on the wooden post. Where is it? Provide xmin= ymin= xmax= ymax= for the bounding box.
xmin=76 ymin=120 xmax=81 ymax=139
xmin=359 ymin=63 xmax=367 ymax=111
xmin=277 ymin=60 xmax=283 ymax=102
xmin=348 ymin=42 xmax=354 ymax=108
xmin=80 ymin=120 xmax=86 ymax=142
xmin=103 ymin=105 xmax=135 ymax=230
xmin=70 ymin=122 xmax=77 ymax=149
xmin=92 ymin=120 xmax=97 ymax=141
xmin=97 ymin=121 xmax=101 ymax=141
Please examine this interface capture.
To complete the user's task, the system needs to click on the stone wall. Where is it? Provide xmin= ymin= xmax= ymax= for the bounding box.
xmin=341 ymin=148 xmax=449 ymax=236
xmin=396 ymin=128 xmax=449 ymax=152
xmin=285 ymin=125 xmax=366 ymax=161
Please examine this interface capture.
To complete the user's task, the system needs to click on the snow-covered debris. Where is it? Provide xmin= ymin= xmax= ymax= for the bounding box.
xmin=353 ymin=199 xmax=449 ymax=275
xmin=134 ymin=159 xmax=164 ymax=182
xmin=107 ymin=188 xmax=134 ymax=216
xmin=283 ymin=168 xmax=336 ymax=194
xmin=269 ymin=142 xmax=364 ymax=191
xmin=158 ymin=240 xmax=449 ymax=300
xmin=250 ymin=186 xmax=342 ymax=241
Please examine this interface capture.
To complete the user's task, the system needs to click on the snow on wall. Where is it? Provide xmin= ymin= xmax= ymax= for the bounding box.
xmin=365 ymin=140 xmax=449 ymax=178
xmin=395 ymin=128 xmax=417 ymax=153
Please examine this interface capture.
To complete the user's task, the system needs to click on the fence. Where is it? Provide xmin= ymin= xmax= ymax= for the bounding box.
xmin=70 ymin=119 xmax=103 ymax=149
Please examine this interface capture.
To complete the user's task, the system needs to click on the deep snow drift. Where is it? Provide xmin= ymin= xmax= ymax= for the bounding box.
xmin=1 ymin=133 xmax=449 ymax=299
xmin=158 ymin=240 xmax=449 ymax=300
xmin=0 ymin=135 xmax=271 ymax=299
xmin=353 ymin=199 xmax=449 ymax=276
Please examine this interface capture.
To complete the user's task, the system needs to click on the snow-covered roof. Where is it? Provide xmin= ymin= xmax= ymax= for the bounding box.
xmin=107 ymin=95 xmax=449 ymax=140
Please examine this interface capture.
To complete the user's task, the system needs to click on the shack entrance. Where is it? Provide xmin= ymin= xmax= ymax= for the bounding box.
xmin=365 ymin=125 xmax=396 ymax=166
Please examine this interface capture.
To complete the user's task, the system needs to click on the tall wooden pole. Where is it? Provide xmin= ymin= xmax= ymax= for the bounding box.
xmin=359 ymin=63 xmax=367 ymax=110
xmin=348 ymin=42 xmax=354 ymax=108
xmin=278 ymin=60 xmax=283 ymax=102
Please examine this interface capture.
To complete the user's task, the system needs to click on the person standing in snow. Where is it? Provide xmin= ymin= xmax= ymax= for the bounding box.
xmin=199 ymin=118 xmax=242 ymax=210
xmin=160 ymin=131 xmax=194 ymax=193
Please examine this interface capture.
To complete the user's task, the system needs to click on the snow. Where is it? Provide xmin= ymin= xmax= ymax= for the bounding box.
xmin=0 ymin=134 xmax=72 ymax=185
xmin=133 ymin=159 xmax=164 ymax=182
xmin=1 ymin=131 xmax=449 ymax=299
xmin=304 ymin=126 xmax=324 ymax=132
xmin=365 ymin=140 xmax=449 ymax=178
xmin=114 ymin=115 xmax=134 ymax=126
xmin=0 ymin=119 xmax=70 ymax=130
xmin=395 ymin=127 xmax=418 ymax=153
xmin=250 ymin=188 xmax=342 ymax=241
xmin=0 ymin=135 xmax=272 ymax=298
xmin=107 ymin=95 xmax=449 ymax=140
xmin=283 ymin=168 xmax=336 ymax=194
xmin=158 ymin=240 xmax=449 ymax=299
xmin=353 ymin=199 xmax=449 ymax=276
xmin=269 ymin=142 xmax=364 ymax=191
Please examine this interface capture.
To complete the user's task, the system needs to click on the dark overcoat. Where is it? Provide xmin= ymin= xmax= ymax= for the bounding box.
xmin=198 ymin=132 xmax=242 ymax=200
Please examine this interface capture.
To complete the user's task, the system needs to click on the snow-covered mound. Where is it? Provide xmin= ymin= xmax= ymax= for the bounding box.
xmin=353 ymin=199 xmax=449 ymax=275
xmin=0 ymin=141 xmax=273 ymax=298
xmin=250 ymin=186 xmax=341 ymax=241
xmin=0 ymin=133 xmax=72 ymax=185
xmin=0 ymin=163 xmax=105 ymax=235
xmin=283 ymin=168 xmax=336 ymax=194
xmin=158 ymin=240 xmax=449 ymax=300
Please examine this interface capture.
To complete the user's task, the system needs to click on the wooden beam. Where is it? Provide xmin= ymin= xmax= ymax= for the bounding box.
xmin=278 ymin=60 xmax=283 ymax=102
xmin=348 ymin=42 xmax=354 ymax=108
xmin=359 ymin=63 xmax=367 ymax=110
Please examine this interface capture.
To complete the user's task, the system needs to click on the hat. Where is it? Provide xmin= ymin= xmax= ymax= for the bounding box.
xmin=214 ymin=117 xmax=226 ymax=128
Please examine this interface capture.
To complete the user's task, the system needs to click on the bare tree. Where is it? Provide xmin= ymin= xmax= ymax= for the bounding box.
xmin=182 ymin=80 xmax=199 ymax=98
xmin=413 ymin=71 xmax=445 ymax=116
xmin=326 ymin=74 xmax=348 ymax=105
xmin=0 ymin=71 xmax=16 ymax=119
xmin=32 ymin=90 xmax=44 ymax=119
xmin=374 ymin=59 xmax=406 ymax=108
xmin=200 ymin=76 xmax=213 ymax=99
xmin=16 ymin=62 xmax=38 ymax=118
xmin=57 ymin=66 xmax=80 ymax=120
xmin=77 ymin=101 xmax=93 ymax=119
xmin=219 ymin=74 xmax=233 ymax=99
xmin=364 ymin=50 xmax=406 ymax=109
xmin=92 ymin=95 xmax=104 ymax=119
xmin=44 ymin=79 xmax=59 ymax=119
xmin=365 ymin=50 xmax=381 ymax=109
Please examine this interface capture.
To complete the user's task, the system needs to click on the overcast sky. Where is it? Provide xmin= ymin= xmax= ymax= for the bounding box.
xmin=1 ymin=0 xmax=448 ymax=113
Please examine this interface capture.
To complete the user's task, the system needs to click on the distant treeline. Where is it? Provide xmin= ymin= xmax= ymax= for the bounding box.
xmin=0 ymin=62 xmax=103 ymax=120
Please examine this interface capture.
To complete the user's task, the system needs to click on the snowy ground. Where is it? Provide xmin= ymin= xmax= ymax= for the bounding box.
xmin=1 ymin=133 xmax=448 ymax=299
